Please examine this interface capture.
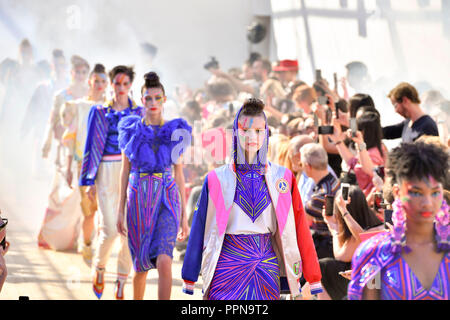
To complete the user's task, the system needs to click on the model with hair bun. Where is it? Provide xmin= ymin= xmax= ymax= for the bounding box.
xmin=79 ymin=65 xmax=142 ymax=300
xmin=181 ymin=98 xmax=323 ymax=300
xmin=117 ymin=71 xmax=191 ymax=300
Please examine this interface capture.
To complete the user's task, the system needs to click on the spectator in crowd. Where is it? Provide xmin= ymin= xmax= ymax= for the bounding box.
xmin=319 ymin=185 xmax=383 ymax=300
xmin=0 ymin=214 xmax=9 ymax=293
xmin=300 ymin=143 xmax=340 ymax=259
xmin=273 ymin=59 xmax=299 ymax=88
xmin=203 ymin=78 xmax=238 ymax=119
xmin=284 ymin=135 xmax=308 ymax=181
xmin=383 ymin=82 xmax=439 ymax=143
xmin=266 ymin=132 xmax=286 ymax=158
xmin=180 ymin=99 xmax=202 ymax=126
xmin=348 ymin=93 xmax=376 ymax=118
xmin=329 ymin=111 xmax=387 ymax=196
xmin=292 ymin=85 xmax=317 ymax=116
xmin=246 ymin=58 xmax=272 ymax=97
xmin=348 ymin=141 xmax=449 ymax=300
xmin=296 ymin=136 xmax=338 ymax=209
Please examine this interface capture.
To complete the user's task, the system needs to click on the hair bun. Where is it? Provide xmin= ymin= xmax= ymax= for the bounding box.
xmin=144 ymin=71 xmax=160 ymax=84
xmin=93 ymin=63 xmax=106 ymax=74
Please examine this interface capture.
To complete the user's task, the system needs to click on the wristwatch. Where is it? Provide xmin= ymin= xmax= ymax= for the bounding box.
xmin=358 ymin=142 xmax=367 ymax=152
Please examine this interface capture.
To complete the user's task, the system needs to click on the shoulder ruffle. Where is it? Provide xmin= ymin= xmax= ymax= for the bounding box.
xmin=118 ymin=116 xmax=192 ymax=172
xmin=159 ymin=118 xmax=192 ymax=162
xmin=159 ymin=118 xmax=192 ymax=142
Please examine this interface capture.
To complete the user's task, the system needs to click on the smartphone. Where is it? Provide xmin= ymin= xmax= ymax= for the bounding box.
xmin=318 ymin=126 xmax=334 ymax=135
xmin=384 ymin=209 xmax=393 ymax=228
xmin=228 ymin=102 xmax=234 ymax=116
xmin=374 ymin=165 xmax=385 ymax=179
xmin=373 ymin=192 xmax=383 ymax=211
xmin=333 ymin=72 xmax=338 ymax=91
xmin=341 ymin=183 xmax=350 ymax=201
xmin=318 ymin=95 xmax=328 ymax=105
xmin=349 ymin=118 xmax=357 ymax=137
xmin=325 ymin=195 xmax=334 ymax=216
xmin=315 ymin=69 xmax=322 ymax=81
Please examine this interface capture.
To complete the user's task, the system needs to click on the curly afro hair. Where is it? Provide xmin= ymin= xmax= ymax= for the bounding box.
xmin=387 ymin=141 xmax=449 ymax=185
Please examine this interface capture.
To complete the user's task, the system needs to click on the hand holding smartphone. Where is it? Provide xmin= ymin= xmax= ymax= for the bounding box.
xmin=325 ymin=195 xmax=335 ymax=216
xmin=341 ymin=183 xmax=350 ymax=201
xmin=349 ymin=118 xmax=357 ymax=138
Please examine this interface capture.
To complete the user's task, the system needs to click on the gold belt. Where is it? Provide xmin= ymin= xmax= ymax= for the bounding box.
xmin=139 ymin=172 xmax=163 ymax=178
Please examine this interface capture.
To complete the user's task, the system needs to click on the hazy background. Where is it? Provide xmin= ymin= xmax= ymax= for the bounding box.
xmin=0 ymin=0 xmax=449 ymax=236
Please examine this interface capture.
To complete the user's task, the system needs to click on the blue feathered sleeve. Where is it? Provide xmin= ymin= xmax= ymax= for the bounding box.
xmin=159 ymin=118 xmax=192 ymax=164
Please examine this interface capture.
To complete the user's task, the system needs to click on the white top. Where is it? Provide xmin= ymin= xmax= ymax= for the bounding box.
xmin=72 ymin=98 xmax=104 ymax=160
xmin=225 ymin=201 xmax=277 ymax=235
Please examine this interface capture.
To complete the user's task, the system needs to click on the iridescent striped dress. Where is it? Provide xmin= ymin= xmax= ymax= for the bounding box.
xmin=207 ymin=162 xmax=280 ymax=300
xmin=380 ymin=253 xmax=449 ymax=300
xmin=118 ymin=115 xmax=191 ymax=272
xmin=348 ymin=232 xmax=450 ymax=300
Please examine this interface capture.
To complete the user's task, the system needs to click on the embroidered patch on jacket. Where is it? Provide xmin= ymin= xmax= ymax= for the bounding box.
xmin=276 ymin=178 xmax=289 ymax=194
xmin=293 ymin=262 xmax=300 ymax=276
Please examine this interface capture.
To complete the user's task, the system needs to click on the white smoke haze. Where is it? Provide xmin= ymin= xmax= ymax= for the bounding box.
xmin=0 ymin=0 xmax=449 ymax=237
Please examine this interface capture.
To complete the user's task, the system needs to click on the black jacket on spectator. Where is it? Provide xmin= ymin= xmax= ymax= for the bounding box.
xmin=382 ymin=115 xmax=438 ymax=143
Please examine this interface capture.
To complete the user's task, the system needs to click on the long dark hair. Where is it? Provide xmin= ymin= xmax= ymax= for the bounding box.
xmin=141 ymin=71 xmax=165 ymax=95
xmin=349 ymin=93 xmax=376 ymax=117
xmin=357 ymin=111 xmax=384 ymax=158
xmin=109 ymin=65 xmax=135 ymax=83
xmin=334 ymin=186 xmax=382 ymax=244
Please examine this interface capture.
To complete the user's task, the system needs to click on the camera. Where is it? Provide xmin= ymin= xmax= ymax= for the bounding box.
xmin=373 ymin=192 xmax=385 ymax=211
xmin=384 ymin=209 xmax=393 ymax=228
xmin=204 ymin=56 xmax=219 ymax=70
xmin=341 ymin=183 xmax=350 ymax=201
xmin=315 ymin=69 xmax=322 ymax=81
xmin=318 ymin=125 xmax=334 ymax=135
xmin=325 ymin=195 xmax=334 ymax=216
xmin=374 ymin=165 xmax=385 ymax=180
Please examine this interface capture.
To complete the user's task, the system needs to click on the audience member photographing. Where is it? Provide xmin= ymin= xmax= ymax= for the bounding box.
xmin=319 ymin=186 xmax=383 ymax=300
xmin=300 ymin=143 xmax=340 ymax=259
xmin=329 ymin=111 xmax=387 ymax=196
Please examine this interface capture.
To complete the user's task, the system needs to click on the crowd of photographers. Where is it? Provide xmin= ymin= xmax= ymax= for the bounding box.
xmin=0 ymin=44 xmax=449 ymax=298
xmin=174 ymin=52 xmax=450 ymax=300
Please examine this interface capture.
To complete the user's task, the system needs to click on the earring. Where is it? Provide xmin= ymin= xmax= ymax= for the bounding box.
xmin=391 ymin=198 xmax=411 ymax=254
xmin=435 ymin=200 xmax=449 ymax=252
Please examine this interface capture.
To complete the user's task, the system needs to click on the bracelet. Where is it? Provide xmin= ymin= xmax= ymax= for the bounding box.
xmin=335 ymin=140 xmax=343 ymax=145
xmin=358 ymin=142 xmax=367 ymax=152
xmin=343 ymin=211 xmax=350 ymax=217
